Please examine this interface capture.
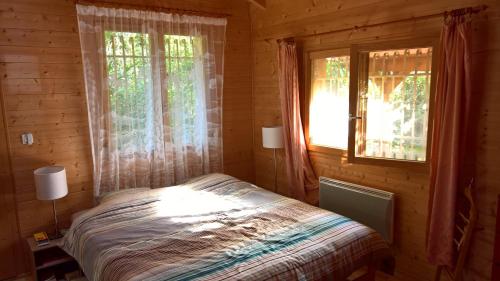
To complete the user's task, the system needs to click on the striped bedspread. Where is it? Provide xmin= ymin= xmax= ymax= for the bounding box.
xmin=62 ymin=174 xmax=389 ymax=281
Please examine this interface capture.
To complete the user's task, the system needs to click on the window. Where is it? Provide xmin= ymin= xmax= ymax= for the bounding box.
xmin=164 ymin=35 xmax=201 ymax=145
xmin=307 ymin=50 xmax=350 ymax=150
xmin=77 ymin=4 xmax=226 ymax=192
xmin=104 ymin=32 xmax=203 ymax=152
xmin=349 ymin=40 xmax=436 ymax=165
xmin=105 ymin=31 xmax=153 ymax=152
xmin=305 ymin=39 xmax=437 ymax=166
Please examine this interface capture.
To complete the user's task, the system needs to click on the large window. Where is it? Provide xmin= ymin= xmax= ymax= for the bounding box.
xmin=76 ymin=4 xmax=226 ymax=194
xmin=306 ymin=39 xmax=436 ymax=166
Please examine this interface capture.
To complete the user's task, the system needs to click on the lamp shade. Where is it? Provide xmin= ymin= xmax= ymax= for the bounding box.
xmin=262 ymin=126 xmax=284 ymax=149
xmin=34 ymin=166 xmax=68 ymax=201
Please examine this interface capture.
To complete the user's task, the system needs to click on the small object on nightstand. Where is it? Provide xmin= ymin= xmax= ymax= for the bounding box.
xmin=25 ymin=237 xmax=81 ymax=281
xmin=33 ymin=232 xmax=49 ymax=247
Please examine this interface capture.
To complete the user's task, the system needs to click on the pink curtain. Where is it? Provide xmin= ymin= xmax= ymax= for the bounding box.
xmin=277 ymin=40 xmax=318 ymax=203
xmin=427 ymin=15 xmax=472 ymax=267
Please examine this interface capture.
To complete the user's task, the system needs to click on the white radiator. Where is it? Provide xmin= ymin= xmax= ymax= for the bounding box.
xmin=319 ymin=177 xmax=394 ymax=243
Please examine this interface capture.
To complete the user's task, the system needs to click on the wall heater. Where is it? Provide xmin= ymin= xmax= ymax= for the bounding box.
xmin=319 ymin=177 xmax=395 ymax=243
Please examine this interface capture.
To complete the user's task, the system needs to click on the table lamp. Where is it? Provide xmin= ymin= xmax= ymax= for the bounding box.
xmin=262 ymin=126 xmax=283 ymax=192
xmin=34 ymin=166 xmax=68 ymax=239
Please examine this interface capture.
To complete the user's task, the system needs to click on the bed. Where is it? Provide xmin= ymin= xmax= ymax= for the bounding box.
xmin=61 ymin=174 xmax=390 ymax=281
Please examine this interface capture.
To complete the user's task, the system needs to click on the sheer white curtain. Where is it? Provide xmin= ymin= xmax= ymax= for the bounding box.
xmin=76 ymin=5 xmax=226 ymax=197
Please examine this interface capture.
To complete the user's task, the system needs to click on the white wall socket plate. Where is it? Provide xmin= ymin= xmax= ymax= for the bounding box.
xmin=21 ymin=133 xmax=33 ymax=145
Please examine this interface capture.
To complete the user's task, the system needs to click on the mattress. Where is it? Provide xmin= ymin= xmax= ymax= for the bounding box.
xmin=61 ymin=174 xmax=390 ymax=281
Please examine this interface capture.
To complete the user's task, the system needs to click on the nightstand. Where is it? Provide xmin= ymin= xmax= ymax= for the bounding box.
xmin=25 ymin=237 xmax=81 ymax=281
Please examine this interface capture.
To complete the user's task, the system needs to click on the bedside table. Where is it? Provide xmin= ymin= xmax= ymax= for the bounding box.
xmin=25 ymin=237 xmax=81 ymax=281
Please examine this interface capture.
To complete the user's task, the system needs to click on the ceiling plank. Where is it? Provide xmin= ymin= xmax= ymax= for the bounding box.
xmin=248 ymin=0 xmax=266 ymax=10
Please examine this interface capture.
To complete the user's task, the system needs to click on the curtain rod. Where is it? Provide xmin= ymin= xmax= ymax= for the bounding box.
xmin=75 ymin=0 xmax=231 ymax=18
xmin=274 ymin=5 xmax=487 ymax=43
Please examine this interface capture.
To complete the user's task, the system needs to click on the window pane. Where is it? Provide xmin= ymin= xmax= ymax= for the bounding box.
xmin=355 ymin=47 xmax=432 ymax=161
xmin=105 ymin=31 xmax=153 ymax=153
xmin=164 ymin=35 xmax=199 ymax=145
xmin=309 ymin=55 xmax=350 ymax=149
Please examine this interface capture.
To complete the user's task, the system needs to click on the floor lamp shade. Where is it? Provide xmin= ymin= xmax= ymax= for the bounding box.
xmin=262 ymin=127 xmax=283 ymax=193
xmin=34 ymin=166 xmax=68 ymax=201
xmin=262 ymin=127 xmax=284 ymax=149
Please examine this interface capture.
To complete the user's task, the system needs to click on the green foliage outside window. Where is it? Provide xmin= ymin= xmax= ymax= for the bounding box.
xmin=326 ymin=57 xmax=349 ymax=80
xmin=105 ymin=31 xmax=153 ymax=152
xmin=365 ymin=65 xmax=431 ymax=161
xmin=164 ymin=35 xmax=198 ymax=145
xmin=104 ymin=32 xmax=200 ymax=152
xmin=390 ymin=74 xmax=429 ymax=158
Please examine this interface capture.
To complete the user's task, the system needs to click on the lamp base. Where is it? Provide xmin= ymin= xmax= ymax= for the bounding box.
xmin=48 ymin=232 xmax=63 ymax=240
xmin=49 ymin=199 xmax=64 ymax=240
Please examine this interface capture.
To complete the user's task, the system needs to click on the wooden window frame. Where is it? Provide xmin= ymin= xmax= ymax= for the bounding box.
xmin=304 ymin=48 xmax=350 ymax=156
xmin=347 ymin=38 xmax=439 ymax=169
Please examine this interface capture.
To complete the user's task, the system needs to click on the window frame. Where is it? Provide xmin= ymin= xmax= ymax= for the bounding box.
xmin=347 ymin=38 xmax=439 ymax=168
xmin=304 ymin=48 xmax=351 ymax=156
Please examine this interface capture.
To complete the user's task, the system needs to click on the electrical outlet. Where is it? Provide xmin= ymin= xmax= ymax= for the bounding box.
xmin=21 ymin=133 xmax=33 ymax=145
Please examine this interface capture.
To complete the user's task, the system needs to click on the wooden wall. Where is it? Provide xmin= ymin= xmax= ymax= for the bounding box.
xmin=250 ymin=0 xmax=500 ymax=280
xmin=0 ymin=80 xmax=23 ymax=279
xmin=0 ymin=0 xmax=253 ymax=275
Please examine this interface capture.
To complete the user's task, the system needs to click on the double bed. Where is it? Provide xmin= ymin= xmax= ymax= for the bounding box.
xmin=62 ymin=174 xmax=390 ymax=281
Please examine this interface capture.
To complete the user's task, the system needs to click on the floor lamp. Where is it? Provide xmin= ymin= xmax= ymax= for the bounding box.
xmin=262 ymin=126 xmax=283 ymax=192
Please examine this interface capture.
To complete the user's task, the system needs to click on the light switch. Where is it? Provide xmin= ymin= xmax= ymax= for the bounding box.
xmin=21 ymin=133 xmax=33 ymax=145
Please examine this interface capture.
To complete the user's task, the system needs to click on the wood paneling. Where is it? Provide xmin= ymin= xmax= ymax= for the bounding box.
xmin=248 ymin=0 xmax=266 ymax=10
xmin=492 ymin=196 xmax=500 ymax=280
xmin=0 ymin=0 xmax=254 ymax=276
xmin=0 ymin=79 xmax=23 ymax=280
xmin=250 ymin=1 xmax=500 ymax=280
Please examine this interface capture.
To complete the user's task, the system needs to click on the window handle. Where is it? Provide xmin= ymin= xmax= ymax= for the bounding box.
xmin=349 ymin=114 xmax=362 ymax=120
